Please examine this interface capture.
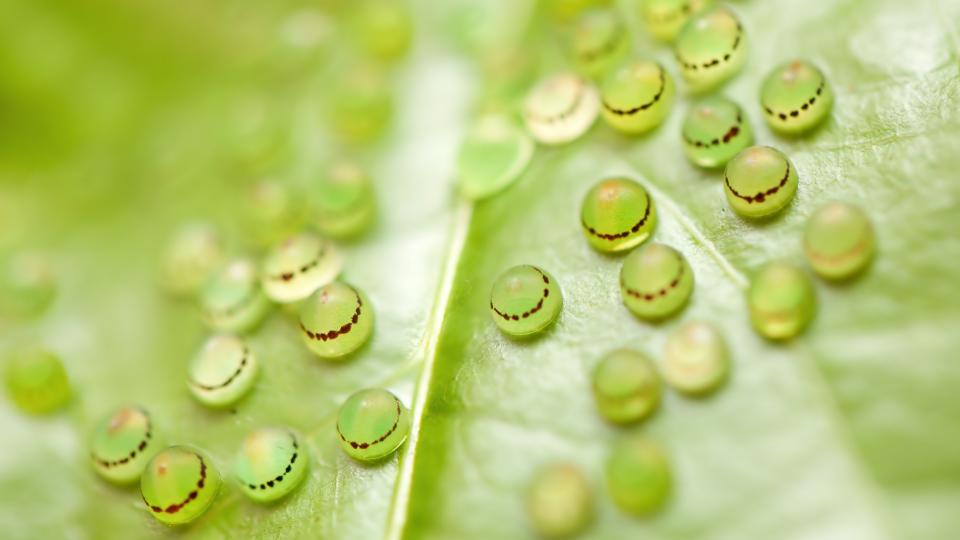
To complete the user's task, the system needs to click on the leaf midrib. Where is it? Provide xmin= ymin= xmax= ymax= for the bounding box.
xmin=385 ymin=201 xmax=474 ymax=540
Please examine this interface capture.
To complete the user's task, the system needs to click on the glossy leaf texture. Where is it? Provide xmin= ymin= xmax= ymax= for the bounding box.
xmin=2 ymin=0 xmax=960 ymax=539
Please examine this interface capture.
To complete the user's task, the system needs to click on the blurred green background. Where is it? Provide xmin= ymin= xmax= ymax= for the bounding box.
xmin=2 ymin=0 xmax=960 ymax=539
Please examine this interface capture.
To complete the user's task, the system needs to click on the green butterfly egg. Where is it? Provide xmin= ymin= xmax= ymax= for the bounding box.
xmin=569 ymin=9 xmax=629 ymax=79
xmin=4 ymin=348 xmax=70 ymax=414
xmin=187 ymin=335 xmax=258 ymax=408
xmin=457 ymin=115 xmax=534 ymax=201
xmin=298 ymin=281 xmax=374 ymax=359
xmin=526 ymin=463 xmax=594 ymax=538
xmin=161 ymin=223 xmax=224 ymax=298
xmin=229 ymin=96 xmax=287 ymax=172
xmin=546 ymin=0 xmax=614 ymax=21
xmin=674 ymin=6 xmax=746 ymax=92
xmin=311 ymin=162 xmax=377 ymax=239
xmin=522 ymin=72 xmax=600 ymax=145
xmin=329 ymin=64 xmax=393 ymax=144
xmin=261 ymin=233 xmax=342 ymax=303
xmin=605 ymin=434 xmax=671 ymax=516
xmin=600 ymin=59 xmax=675 ymax=134
xmin=351 ymin=0 xmax=413 ymax=61
xmin=641 ymin=0 xmax=713 ymax=42
xmin=241 ymin=180 xmax=306 ymax=248
xmin=580 ymin=177 xmax=657 ymax=252
xmin=268 ymin=9 xmax=332 ymax=75
xmin=90 ymin=406 xmax=160 ymax=484
xmin=723 ymin=146 xmax=800 ymax=218
xmin=476 ymin=42 xmax=541 ymax=107
xmin=662 ymin=320 xmax=729 ymax=395
xmin=681 ymin=95 xmax=753 ymax=168
xmin=748 ymin=261 xmax=816 ymax=340
xmin=761 ymin=59 xmax=833 ymax=134
xmin=489 ymin=265 xmax=563 ymax=337
xmin=620 ymin=243 xmax=694 ymax=320
xmin=592 ymin=349 xmax=661 ymax=424
xmin=0 ymin=252 xmax=57 ymax=319
xmin=235 ymin=427 xmax=308 ymax=503
xmin=140 ymin=446 xmax=221 ymax=525
xmin=723 ymin=146 xmax=798 ymax=218
xmin=803 ymin=202 xmax=875 ymax=280
xmin=200 ymin=259 xmax=272 ymax=334
xmin=336 ymin=388 xmax=411 ymax=462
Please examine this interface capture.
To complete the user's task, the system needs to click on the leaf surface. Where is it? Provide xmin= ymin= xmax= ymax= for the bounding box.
xmin=1 ymin=1 xmax=959 ymax=539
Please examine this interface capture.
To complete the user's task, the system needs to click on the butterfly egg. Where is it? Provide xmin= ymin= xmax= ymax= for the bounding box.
xmin=674 ymin=6 xmax=746 ymax=92
xmin=298 ymin=281 xmax=374 ymax=359
xmin=681 ymin=95 xmax=753 ymax=168
xmin=662 ymin=320 xmax=729 ymax=395
xmin=329 ymin=64 xmax=393 ymax=144
xmin=723 ymin=145 xmax=798 ymax=218
xmin=619 ymin=243 xmax=694 ymax=320
xmin=600 ymin=59 xmax=675 ymax=135
xmin=522 ymin=72 xmax=600 ymax=145
xmin=803 ymin=201 xmax=875 ymax=280
xmin=161 ymin=223 xmax=224 ymax=298
xmin=200 ymin=259 xmax=272 ymax=334
xmin=350 ymin=0 xmax=413 ymax=62
xmin=241 ymin=179 xmax=307 ymax=248
xmin=4 ymin=347 xmax=70 ymax=414
xmin=336 ymin=388 xmax=411 ymax=462
xmin=568 ymin=8 xmax=629 ymax=79
xmin=140 ymin=446 xmax=222 ymax=525
xmin=761 ymin=59 xmax=834 ymax=135
xmin=546 ymin=0 xmax=615 ymax=22
xmin=187 ymin=334 xmax=258 ymax=408
xmin=526 ymin=463 xmax=594 ymax=538
xmin=228 ymin=96 xmax=288 ymax=172
xmin=476 ymin=41 xmax=541 ymax=108
xmin=261 ymin=232 xmax=342 ymax=303
xmin=605 ymin=434 xmax=671 ymax=516
xmin=311 ymin=162 xmax=378 ymax=239
xmin=641 ymin=0 xmax=714 ymax=42
xmin=90 ymin=405 xmax=160 ymax=484
xmin=580 ymin=177 xmax=657 ymax=252
xmin=489 ymin=265 xmax=563 ymax=337
xmin=234 ymin=427 xmax=309 ymax=503
xmin=592 ymin=349 xmax=661 ymax=424
xmin=457 ymin=115 xmax=534 ymax=201
xmin=747 ymin=261 xmax=816 ymax=340
xmin=0 ymin=251 xmax=57 ymax=319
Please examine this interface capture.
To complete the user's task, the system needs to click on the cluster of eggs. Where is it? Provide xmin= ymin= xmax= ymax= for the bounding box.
xmin=448 ymin=2 xmax=876 ymax=537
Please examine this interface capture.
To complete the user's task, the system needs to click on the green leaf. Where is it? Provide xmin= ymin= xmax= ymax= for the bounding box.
xmin=2 ymin=0 xmax=960 ymax=539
